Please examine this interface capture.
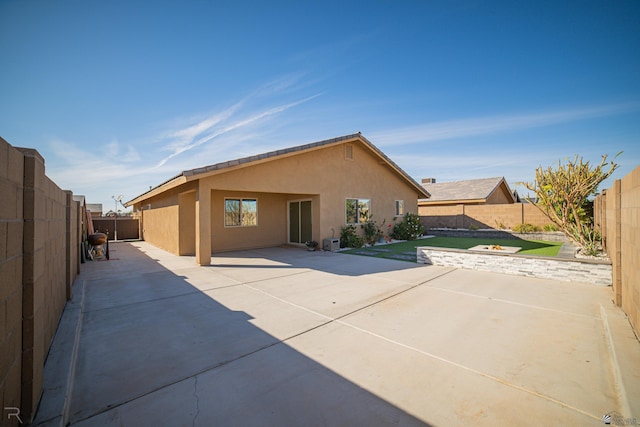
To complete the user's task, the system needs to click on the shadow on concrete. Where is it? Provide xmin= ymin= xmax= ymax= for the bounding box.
xmin=37 ymin=243 xmax=432 ymax=426
xmin=208 ymin=246 xmax=428 ymax=277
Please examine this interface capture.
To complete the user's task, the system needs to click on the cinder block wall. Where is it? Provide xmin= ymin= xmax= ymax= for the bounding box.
xmin=620 ymin=167 xmax=640 ymax=334
xmin=419 ymin=203 xmax=552 ymax=229
xmin=92 ymin=218 xmax=140 ymax=240
xmin=0 ymin=138 xmax=25 ymax=422
xmin=0 ymin=137 xmax=81 ymax=423
xmin=595 ymin=165 xmax=640 ymax=336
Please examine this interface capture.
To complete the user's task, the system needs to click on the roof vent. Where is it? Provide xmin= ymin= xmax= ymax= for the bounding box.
xmin=422 ymin=178 xmax=436 ymax=184
xmin=345 ymin=144 xmax=353 ymax=160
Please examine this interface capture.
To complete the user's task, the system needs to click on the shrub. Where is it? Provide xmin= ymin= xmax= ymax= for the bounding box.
xmin=340 ymin=224 xmax=364 ymax=248
xmin=543 ymin=224 xmax=559 ymax=232
xmin=468 ymin=224 xmax=479 ymax=230
xmin=390 ymin=213 xmax=424 ymax=241
xmin=494 ymin=220 xmax=507 ymax=230
xmin=520 ymin=153 xmax=619 ymax=247
xmin=571 ymin=224 xmax=603 ymax=256
xmin=513 ymin=223 xmax=541 ymax=233
xmin=361 ymin=218 xmax=385 ymax=246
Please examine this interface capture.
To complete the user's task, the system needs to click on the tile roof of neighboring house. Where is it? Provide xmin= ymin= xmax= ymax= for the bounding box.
xmin=126 ymin=133 xmax=429 ymax=206
xmin=420 ymin=176 xmax=514 ymax=202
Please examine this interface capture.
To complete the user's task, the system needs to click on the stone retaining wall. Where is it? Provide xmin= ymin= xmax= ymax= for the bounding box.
xmin=426 ymin=228 xmax=570 ymax=243
xmin=417 ymin=246 xmax=612 ymax=286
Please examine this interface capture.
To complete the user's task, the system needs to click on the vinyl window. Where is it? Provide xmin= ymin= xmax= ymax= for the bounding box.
xmin=225 ymin=198 xmax=258 ymax=227
xmin=346 ymin=198 xmax=370 ymax=224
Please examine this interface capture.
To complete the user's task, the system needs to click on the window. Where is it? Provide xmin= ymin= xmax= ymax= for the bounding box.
xmin=225 ymin=198 xmax=258 ymax=227
xmin=395 ymin=200 xmax=405 ymax=216
xmin=346 ymin=198 xmax=370 ymax=224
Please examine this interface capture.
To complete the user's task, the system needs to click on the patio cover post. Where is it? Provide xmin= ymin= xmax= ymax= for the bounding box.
xmin=195 ymin=183 xmax=211 ymax=266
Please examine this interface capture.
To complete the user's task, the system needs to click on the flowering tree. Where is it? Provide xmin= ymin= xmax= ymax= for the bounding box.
xmin=521 ymin=154 xmax=620 ymax=252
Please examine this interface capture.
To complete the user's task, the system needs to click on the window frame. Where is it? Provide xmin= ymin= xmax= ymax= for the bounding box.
xmin=395 ymin=200 xmax=405 ymax=217
xmin=224 ymin=197 xmax=258 ymax=228
xmin=346 ymin=198 xmax=371 ymax=224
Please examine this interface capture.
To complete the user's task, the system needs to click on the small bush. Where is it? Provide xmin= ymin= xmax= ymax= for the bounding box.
xmin=468 ymin=224 xmax=479 ymax=230
xmin=494 ymin=220 xmax=506 ymax=230
xmin=361 ymin=218 xmax=385 ymax=246
xmin=340 ymin=224 xmax=364 ymax=248
xmin=390 ymin=213 xmax=425 ymax=241
xmin=573 ymin=224 xmax=602 ymax=256
xmin=513 ymin=223 xmax=541 ymax=233
xmin=543 ymin=224 xmax=559 ymax=232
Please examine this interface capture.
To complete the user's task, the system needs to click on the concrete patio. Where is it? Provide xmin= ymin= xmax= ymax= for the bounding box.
xmin=32 ymin=241 xmax=639 ymax=426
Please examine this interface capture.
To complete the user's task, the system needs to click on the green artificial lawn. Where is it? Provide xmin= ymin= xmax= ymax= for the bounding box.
xmin=342 ymin=236 xmax=563 ymax=262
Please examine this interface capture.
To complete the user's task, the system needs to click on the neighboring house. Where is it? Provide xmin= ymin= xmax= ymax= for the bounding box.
xmin=418 ymin=177 xmax=550 ymax=229
xmin=125 ymin=133 xmax=430 ymax=265
xmin=419 ymin=177 xmax=516 ymax=207
xmin=86 ymin=203 xmax=103 ymax=217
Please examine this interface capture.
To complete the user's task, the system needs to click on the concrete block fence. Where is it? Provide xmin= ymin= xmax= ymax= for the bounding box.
xmin=419 ymin=202 xmax=551 ymax=230
xmin=0 ymin=137 xmax=82 ymax=423
xmin=595 ymin=165 xmax=640 ymax=336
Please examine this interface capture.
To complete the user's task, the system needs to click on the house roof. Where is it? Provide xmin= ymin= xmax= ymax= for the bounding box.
xmin=419 ymin=176 xmax=515 ymax=203
xmin=126 ymin=133 xmax=430 ymax=206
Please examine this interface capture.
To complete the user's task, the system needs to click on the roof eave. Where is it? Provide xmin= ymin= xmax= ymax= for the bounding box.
xmin=124 ymin=174 xmax=188 ymax=207
xmin=418 ymin=198 xmax=487 ymax=205
xmin=355 ymin=134 xmax=430 ymax=199
xmin=125 ymin=133 xmax=430 ymax=205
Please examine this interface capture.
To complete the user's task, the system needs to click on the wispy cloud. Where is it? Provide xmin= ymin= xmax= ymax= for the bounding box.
xmin=161 ymin=101 xmax=244 ymax=153
xmin=371 ymin=103 xmax=639 ymax=146
xmin=154 ymin=93 xmax=322 ymax=168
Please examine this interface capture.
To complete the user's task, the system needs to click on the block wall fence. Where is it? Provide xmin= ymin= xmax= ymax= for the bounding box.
xmin=1 ymin=137 xmax=82 ymax=424
xmin=419 ymin=202 xmax=551 ymax=230
xmin=92 ymin=218 xmax=140 ymax=241
xmin=595 ymin=165 xmax=640 ymax=336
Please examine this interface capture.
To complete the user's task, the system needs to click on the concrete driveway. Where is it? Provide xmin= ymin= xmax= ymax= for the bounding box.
xmin=33 ymin=241 xmax=639 ymax=427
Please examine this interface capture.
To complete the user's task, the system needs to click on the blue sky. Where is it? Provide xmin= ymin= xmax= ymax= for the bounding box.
xmin=1 ymin=0 xmax=639 ymax=213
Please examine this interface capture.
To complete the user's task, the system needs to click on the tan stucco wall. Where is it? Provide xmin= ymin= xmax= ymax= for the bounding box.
xmin=199 ymin=141 xmax=420 ymax=248
xmin=132 ymin=138 xmax=423 ymax=256
xmin=136 ymin=181 xmax=198 ymax=255
xmin=210 ymin=190 xmax=301 ymax=252
xmin=179 ymin=191 xmax=196 ymax=255
xmin=141 ymin=205 xmax=180 ymax=254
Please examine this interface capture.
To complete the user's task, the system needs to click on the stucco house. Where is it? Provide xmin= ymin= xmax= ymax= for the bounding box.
xmin=418 ymin=177 xmax=516 ymax=207
xmin=416 ymin=177 xmax=550 ymax=229
xmin=125 ymin=133 xmax=430 ymax=265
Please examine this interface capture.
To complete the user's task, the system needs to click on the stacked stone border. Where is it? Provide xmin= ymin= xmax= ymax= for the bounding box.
xmin=426 ymin=228 xmax=571 ymax=242
xmin=417 ymin=246 xmax=612 ymax=286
